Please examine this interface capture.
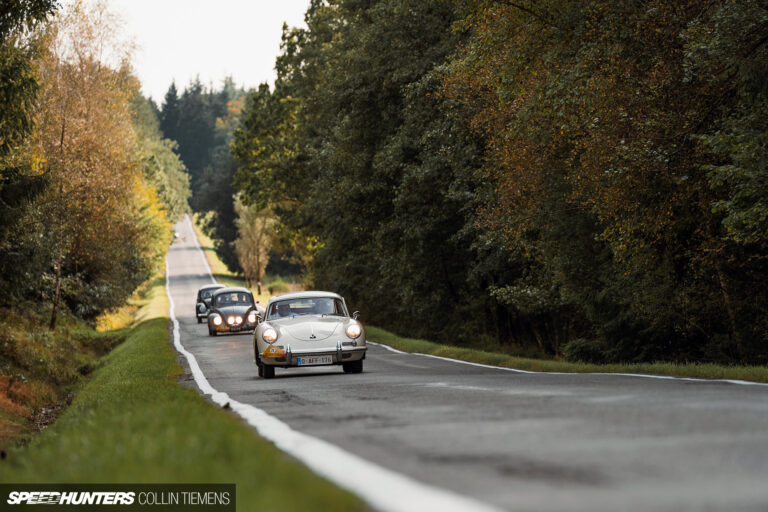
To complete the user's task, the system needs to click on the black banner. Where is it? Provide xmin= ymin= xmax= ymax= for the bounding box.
xmin=0 ymin=484 xmax=235 ymax=511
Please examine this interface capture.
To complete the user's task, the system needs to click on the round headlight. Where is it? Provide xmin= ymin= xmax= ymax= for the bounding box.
xmin=227 ymin=315 xmax=235 ymax=325
xmin=262 ymin=327 xmax=278 ymax=343
xmin=198 ymin=303 xmax=205 ymax=312
xmin=247 ymin=311 xmax=257 ymax=324
xmin=235 ymin=316 xmax=243 ymax=324
xmin=212 ymin=314 xmax=222 ymax=326
xmin=346 ymin=323 xmax=362 ymax=339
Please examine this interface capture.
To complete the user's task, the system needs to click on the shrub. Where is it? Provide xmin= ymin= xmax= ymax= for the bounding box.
xmin=563 ymin=338 xmax=608 ymax=364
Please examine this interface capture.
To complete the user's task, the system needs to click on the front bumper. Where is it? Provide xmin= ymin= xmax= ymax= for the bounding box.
xmin=261 ymin=344 xmax=367 ymax=367
xmin=215 ymin=322 xmax=257 ymax=333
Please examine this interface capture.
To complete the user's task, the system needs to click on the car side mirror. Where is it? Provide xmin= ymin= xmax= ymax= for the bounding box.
xmin=352 ymin=311 xmax=360 ymax=320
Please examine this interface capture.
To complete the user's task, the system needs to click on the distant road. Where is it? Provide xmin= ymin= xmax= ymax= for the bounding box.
xmin=167 ymin=218 xmax=768 ymax=512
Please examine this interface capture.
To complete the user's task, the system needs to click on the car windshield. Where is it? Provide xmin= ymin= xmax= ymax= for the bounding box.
xmin=267 ymin=298 xmax=346 ymax=320
xmin=215 ymin=292 xmax=253 ymax=307
xmin=201 ymin=290 xmax=214 ymax=299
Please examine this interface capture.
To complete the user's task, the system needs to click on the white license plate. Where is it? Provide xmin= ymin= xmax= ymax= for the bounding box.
xmin=296 ymin=355 xmax=333 ymax=366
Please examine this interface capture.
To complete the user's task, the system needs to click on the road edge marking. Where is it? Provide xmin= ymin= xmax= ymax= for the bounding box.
xmin=368 ymin=343 xmax=768 ymax=387
xmin=167 ymin=218 xmax=505 ymax=512
xmin=185 ymin=214 xmax=216 ymax=284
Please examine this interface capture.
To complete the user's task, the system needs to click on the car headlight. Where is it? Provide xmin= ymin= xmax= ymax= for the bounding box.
xmin=235 ymin=316 xmax=243 ymax=324
xmin=211 ymin=314 xmax=222 ymax=326
xmin=262 ymin=327 xmax=278 ymax=343
xmin=198 ymin=303 xmax=205 ymax=312
xmin=346 ymin=323 xmax=362 ymax=339
xmin=227 ymin=315 xmax=235 ymax=325
xmin=247 ymin=311 xmax=257 ymax=324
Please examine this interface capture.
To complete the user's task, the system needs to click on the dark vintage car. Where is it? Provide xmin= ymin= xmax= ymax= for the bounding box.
xmin=207 ymin=287 xmax=264 ymax=336
xmin=195 ymin=283 xmax=226 ymax=323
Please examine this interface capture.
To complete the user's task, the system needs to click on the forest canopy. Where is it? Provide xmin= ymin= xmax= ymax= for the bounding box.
xmin=226 ymin=0 xmax=768 ymax=365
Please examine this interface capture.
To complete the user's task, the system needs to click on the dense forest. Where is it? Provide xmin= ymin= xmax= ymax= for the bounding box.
xmin=219 ymin=0 xmax=768 ymax=365
xmin=0 ymin=1 xmax=190 ymax=328
xmin=157 ymin=77 xmax=245 ymax=271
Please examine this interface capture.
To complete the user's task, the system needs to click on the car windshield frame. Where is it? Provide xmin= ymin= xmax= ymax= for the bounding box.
xmin=267 ymin=297 xmax=347 ymax=320
xmin=214 ymin=292 xmax=254 ymax=307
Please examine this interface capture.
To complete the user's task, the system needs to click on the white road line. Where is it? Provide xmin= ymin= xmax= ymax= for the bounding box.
xmin=370 ymin=343 xmax=768 ymax=388
xmin=185 ymin=215 xmax=216 ymax=284
xmin=368 ymin=341 xmax=407 ymax=354
xmin=166 ymin=220 xmax=504 ymax=512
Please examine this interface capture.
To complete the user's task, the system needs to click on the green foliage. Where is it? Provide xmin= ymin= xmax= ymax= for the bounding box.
xmin=233 ymin=0 xmax=489 ymax=342
xmin=443 ymin=0 xmax=768 ymax=363
xmin=230 ymin=0 xmax=767 ymax=365
xmin=562 ymin=338 xmax=607 ymax=364
xmin=684 ymin=0 xmax=768 ymax=245
xmin=160 ymin=77 xmax=245 ymax=272
xmin=132 ymin=92 xmax=191 ymax=221
xmin=0 ymin=0 xmax=57 ymax=303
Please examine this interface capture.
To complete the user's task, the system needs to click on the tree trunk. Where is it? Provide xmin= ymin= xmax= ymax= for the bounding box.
xmin=255 ymin=237 xmax=262 ymax=295
xmin=49 ymin=246 xmax=63 ymax=330
xmin=716 ymin=263 xmax=743 ymax=360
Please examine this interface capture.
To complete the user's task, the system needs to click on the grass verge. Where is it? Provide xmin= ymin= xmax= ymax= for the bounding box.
xmin=0 ymin=274 xmax=365 ymax=511
xmin=367 ymin=326 xmax=768 ymax=383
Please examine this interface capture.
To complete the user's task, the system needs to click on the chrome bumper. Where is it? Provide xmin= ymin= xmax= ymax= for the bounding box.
xmin=262 ymin=345 xmax=367 ymax=367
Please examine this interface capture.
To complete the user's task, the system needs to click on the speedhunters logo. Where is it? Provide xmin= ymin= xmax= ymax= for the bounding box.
xmin=0 ymin=485 xmax=234 ymax=511
xmin=7 ymin=492 xmax=135 ymax=505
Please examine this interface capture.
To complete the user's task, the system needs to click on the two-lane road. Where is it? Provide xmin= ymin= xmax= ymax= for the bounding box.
xmin=168 ymin=218 xmax=768 ymax=512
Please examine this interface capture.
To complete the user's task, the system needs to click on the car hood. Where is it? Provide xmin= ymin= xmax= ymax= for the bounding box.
xmin=274 ymin=316 xmax=343 ymax=341
xmin=215 ymin=305 xmax=254 ymax=316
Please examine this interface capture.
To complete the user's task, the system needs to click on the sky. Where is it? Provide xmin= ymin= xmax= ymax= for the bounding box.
xmin=80 ymin=0 xmax=310 ymax=103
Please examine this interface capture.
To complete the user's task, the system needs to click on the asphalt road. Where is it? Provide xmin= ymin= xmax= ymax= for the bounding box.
xmin=168 ymin=219 xmax=768 ymax=512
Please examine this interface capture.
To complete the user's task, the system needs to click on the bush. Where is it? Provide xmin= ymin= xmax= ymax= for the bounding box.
xmin=265 ymin=277 xmax=291 ymax=295
xmin=563 ymin=338 xmax=608 ymax=364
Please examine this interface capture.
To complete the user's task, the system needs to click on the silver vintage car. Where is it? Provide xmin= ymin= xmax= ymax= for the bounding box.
xmin=253 ymin=291 xmax=366 ymax=379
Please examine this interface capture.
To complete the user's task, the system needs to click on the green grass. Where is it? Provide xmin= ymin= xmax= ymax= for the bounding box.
xmin=0 ymin=276 xmax=365 ymax=512
xmin=366 ymin=326 xmax=768 ymax=384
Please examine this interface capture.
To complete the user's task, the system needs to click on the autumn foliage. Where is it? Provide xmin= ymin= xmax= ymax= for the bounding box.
xmin=0 ymin=1 xmax=190 ymax=326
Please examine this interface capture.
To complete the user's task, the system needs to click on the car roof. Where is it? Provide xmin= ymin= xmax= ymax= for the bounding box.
xmin=198 ymin=284 xmax=225 ymax=291
xmin=212 ymin=286 xmax=253 ymax=296
xmin=267 ymin=290 xmax=343 ymax=304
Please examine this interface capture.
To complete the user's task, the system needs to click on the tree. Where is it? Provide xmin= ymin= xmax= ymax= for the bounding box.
xmin=234 ymin=196 xmax=275 ymax=294
xmin=160 ymin=81 xmax=180 ymax=143
xmin=0 ymin=0 xmax=57 ymax=302
xmin=133 ymin=91 xmax=191 ymax=220
xmin=33 ymin=1 xmax=170 ymax=327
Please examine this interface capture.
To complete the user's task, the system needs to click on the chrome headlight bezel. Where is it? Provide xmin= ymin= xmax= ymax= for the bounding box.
xmin=211 ymin=314 xmax=222 ymax=326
